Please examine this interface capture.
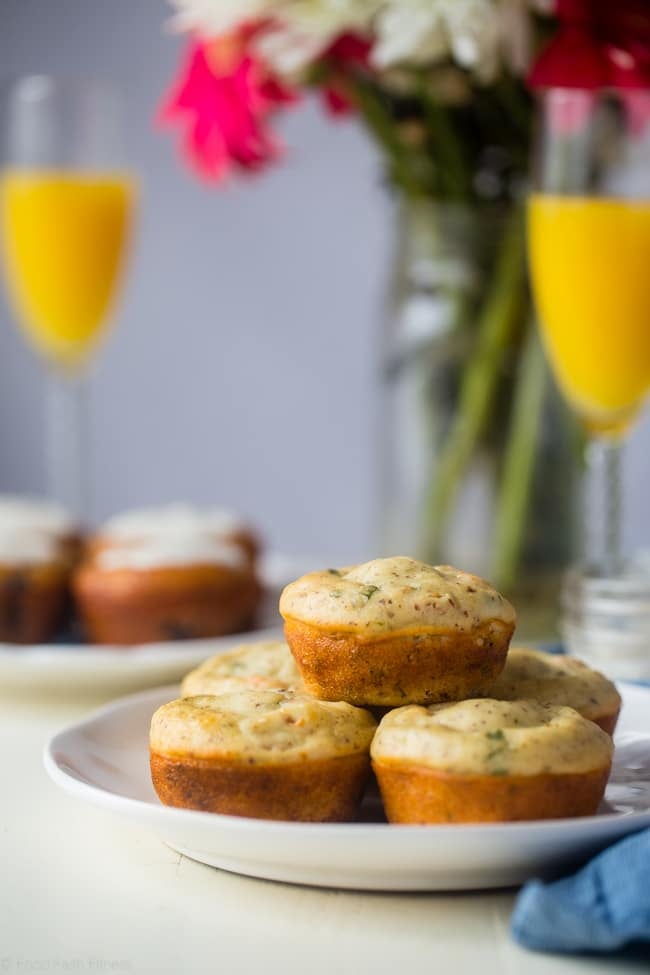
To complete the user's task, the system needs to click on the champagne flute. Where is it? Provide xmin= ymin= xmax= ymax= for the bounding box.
xmin=527 ymin=87 xmax=650 ymax=675
xmin=1 ymin=76 xmax=135 ymax=519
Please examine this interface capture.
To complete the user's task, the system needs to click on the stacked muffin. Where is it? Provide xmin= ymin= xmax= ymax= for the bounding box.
xmin=150 ymin=556 xmax=618 ymax=824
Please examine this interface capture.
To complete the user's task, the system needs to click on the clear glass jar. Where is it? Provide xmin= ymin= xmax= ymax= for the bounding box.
xmin=563 ymin=565 xmax=650 ymax=680
xmin=378 ymin=198 xmax=581 ymax=641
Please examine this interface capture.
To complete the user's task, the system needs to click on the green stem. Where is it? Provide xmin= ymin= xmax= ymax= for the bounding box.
xmin=422 ymin=207 xmax=526 ymax=560
xmin=418 ymin=86 xmax=472 ymax=201
xmin=491 ymin=324 xmax=546 ymax=590
xmin=493 ymin=77 xmax=532 ymax=143
xmin=350 ymin=77 xmax=423 ymax=197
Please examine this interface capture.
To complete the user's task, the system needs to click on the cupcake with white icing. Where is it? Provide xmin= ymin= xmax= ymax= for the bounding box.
xmin=73 ymin=528 xmax=260 ymax=645
xmin=0 ymin=496 xmax=77 ymax=643
xmin=91 ymin=503 xmax=259 ymax=565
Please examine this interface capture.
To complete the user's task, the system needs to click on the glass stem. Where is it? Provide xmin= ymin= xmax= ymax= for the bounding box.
xmin=584 ymin=437 xmax=623 ymax=576
xmin=45 ymin=368 xmax=88 ymax=521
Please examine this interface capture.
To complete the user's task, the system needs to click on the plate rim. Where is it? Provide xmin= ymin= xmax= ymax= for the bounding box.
xmin=0 ymin=624 xmax=284 ymax=662
xmin=0 ymin=549 xmax=305 ymax=662
xmin=43 ymin=681 xmax=650 ymax=839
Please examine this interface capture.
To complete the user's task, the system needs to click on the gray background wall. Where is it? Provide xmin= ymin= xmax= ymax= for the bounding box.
xmin=1 ymin=0 xmax=648 ymax=560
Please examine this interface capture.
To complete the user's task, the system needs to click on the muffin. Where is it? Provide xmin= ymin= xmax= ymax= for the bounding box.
xmin=280 ymin=558 xmax=516 ymax=706
xmin=150 ymin=689 xmax=377 ymax=820
xmin=487 ymin=647 xmax=621 ymax=735
xmin=73 ymin=532 xmax=260 ymax=645
xmin=90 ymin=503 xmax=260 ymax=566
xmin=0 ymin=526 xmax=71 ymax=643
xmin=181 ymin=639 xmax=302 ymax=697
xmin=372 ymin=699 xmax=613 ymax=824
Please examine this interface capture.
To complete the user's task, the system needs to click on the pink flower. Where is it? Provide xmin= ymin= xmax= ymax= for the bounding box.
xmin=160 ymin=36 xmax=299 ymax=181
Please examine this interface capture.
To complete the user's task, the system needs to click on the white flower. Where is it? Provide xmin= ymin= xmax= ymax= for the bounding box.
xmin=372 ymin=0 xmax=501 ymax=80
xmin=256 ymin=1 xmax=379 ymax=75
xmin=498 ymin=0 xmax=552 ymax=75
xmin=167 ymin=0 xmax=549 ymax=80
xmin=168 ymin=0 xmax=379 ymax=74
xmin=167 ymin=0 xmax=269 ymax=37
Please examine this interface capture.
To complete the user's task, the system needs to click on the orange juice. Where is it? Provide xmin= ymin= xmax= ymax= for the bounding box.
xmin=1 ymin=169 xmax=134 ymax=368
xmin=528 ymin=195 xmax=650 ymax=435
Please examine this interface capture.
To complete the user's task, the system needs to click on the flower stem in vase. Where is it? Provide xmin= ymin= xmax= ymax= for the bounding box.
xmin=422 ymin=207 xmax=527 ymax=562
xmin=350 ymin=77 xmax=426 ymax=197
xmin=491 ymin=324 xmax=546 ymax=591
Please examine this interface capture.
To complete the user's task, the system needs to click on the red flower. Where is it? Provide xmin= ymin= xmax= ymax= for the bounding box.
xmin=159 ymin=36 xmax=299 ymax=181
xmin=530 ymin=0 xmax=650 ymax=90
xmin=320 ymin=33 xmax=372 ymax=116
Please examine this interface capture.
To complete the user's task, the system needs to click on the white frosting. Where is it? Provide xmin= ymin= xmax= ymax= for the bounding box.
xmin=101 ymin=503 xmax=244 ymax=540
xmin=96 ymin=531 xmax=246 ymax=571
xmin=0 ymin=527 xmax=60 ymax=565
xmin=0 ymin=495 xmax=74 ymax=535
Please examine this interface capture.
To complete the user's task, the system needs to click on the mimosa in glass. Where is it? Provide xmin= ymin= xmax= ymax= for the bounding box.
xmin=1 ymin=170 xmax=134 ymax=369
xmin=528 ymin=88 xmax=650 ymax=678
xmin=1 ymin=77 xmax=135 ymax=517
xmin=528 ymin=195 xmax=650 ymax=438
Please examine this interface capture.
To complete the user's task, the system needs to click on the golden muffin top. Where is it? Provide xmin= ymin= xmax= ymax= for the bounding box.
xmin=181 ymin=640 xmax=302 ymax=697
xmin=488 ymin=648 xmax=621 ymax=722
xmin=371 ymin=698 xmax=613 ymax=776
xmin=150 ymin=690 xmax=377 ymax=764
xmin=279 ymin=558 xmax=515 ymax=636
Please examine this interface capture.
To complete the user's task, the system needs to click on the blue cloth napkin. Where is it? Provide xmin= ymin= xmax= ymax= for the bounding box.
xmin=511 ymin=827 xmax=650 ymax=953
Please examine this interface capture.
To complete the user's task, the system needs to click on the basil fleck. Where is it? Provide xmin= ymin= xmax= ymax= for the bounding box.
xmin=360 ymin=585 xmax=380 ymax=600
xmin=486 ymin=729 xmax=505 ymax=741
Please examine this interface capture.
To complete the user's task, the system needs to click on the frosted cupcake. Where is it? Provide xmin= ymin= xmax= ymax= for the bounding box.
xmin=91 ymin=503 xmax=260 ymax=565
xmin=0 ymin=526 xmax=70 ymax=644
xmin=73 ymin=531 xmax=260 ymax=645
xmin=0 ymin=495 xmax=80 ymax=564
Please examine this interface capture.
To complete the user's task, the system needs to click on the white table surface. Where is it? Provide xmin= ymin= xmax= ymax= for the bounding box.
xmin=2 ymin=685 xmax=648 ymax=975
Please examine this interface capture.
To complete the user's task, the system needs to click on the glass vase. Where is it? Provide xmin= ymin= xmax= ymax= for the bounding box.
xmin=379 ymin=198 xmax=580 ymax=641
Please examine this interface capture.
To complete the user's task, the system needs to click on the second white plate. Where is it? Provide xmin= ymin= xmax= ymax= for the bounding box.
xmin=0 ymin=551 xmax=316 ymax=693
xmin=44 ymin=682 xmax=650 ymax=891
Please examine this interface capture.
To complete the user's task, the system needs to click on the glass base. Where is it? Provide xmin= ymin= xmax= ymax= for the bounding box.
xmin=562 ymin=556 xmax=650 ymax=681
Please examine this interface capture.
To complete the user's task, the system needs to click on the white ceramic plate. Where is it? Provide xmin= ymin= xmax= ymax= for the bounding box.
xmin=0 ymin=625 xmax=285 ymax=694
xmin=44 ymin=683 xmax=650 ymax=891
xmin=0 ymin=552 xmax=318 ymax=693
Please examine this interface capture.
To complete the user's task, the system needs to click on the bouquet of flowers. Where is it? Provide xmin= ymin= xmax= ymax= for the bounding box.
xmin=159 ymin=1 xmax=650 ymax=614
xmin=161 ymin=1 xmax=650 ymax=184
